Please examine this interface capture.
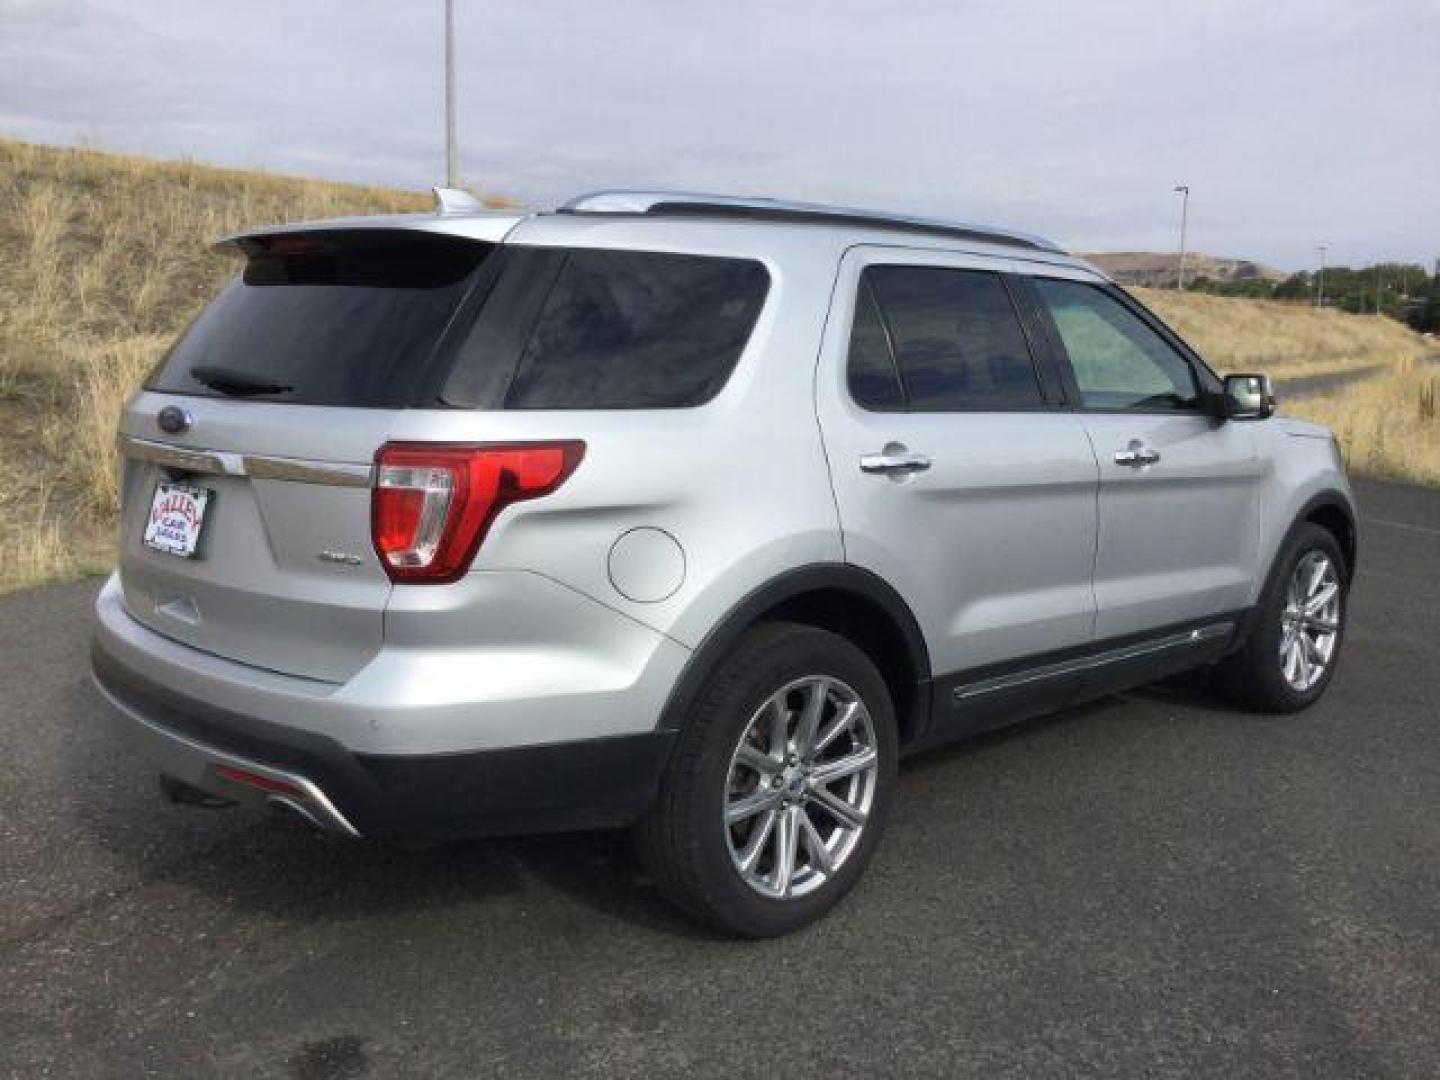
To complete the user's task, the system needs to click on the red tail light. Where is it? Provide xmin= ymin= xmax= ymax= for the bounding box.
xmin=214 ymin=764 xmax=305 ymax=798
xmin=372 ymin=442 xmax=584 ymax=583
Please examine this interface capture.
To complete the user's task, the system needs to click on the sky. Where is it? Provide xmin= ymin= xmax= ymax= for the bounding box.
xmin=2 ymin=0 xmax=1436 ymax=271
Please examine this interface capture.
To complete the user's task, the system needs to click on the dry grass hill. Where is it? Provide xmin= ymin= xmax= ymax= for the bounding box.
xmin=0 ymin=137 xmax=1434 ymax=592
xmin=1087 ymin=251 xmax=1285 ymax=288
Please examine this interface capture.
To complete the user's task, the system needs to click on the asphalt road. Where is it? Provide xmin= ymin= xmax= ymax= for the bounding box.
xmin=2 ymin=479 xmax=1438 ymax=1079
xmin=1276 ymin=352 xmax=1438 ymax=400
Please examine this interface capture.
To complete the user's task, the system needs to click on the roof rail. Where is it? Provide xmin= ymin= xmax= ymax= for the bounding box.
xmin=558 ymin=191 xmax=1066 ymax=254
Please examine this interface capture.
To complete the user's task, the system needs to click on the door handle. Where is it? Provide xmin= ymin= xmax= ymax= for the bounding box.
xmin=1113 ymin=440 xmax=1161 ymax=468
xmin=860 ymin=447 xmax=932 ymax=475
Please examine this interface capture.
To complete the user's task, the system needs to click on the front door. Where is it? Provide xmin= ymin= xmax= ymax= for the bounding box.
xmin=815 ymin=247 xmax=1101 ymax=738
xmin=1026 ymin=275 xmax=1263 ymax=641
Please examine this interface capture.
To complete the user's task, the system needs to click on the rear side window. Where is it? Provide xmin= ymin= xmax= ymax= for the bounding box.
xmin=846 ymin=282 xmax=905 ymax=409
xmin=1033 ymin=278 xmax=1200 ymax=411
xmin=849 ymin=265 xmax=1044 ymax=410
xmin=445 ymin=248 xmax=769 ymax=410
xmin=148 ymin=231 xmax=492 ymax=408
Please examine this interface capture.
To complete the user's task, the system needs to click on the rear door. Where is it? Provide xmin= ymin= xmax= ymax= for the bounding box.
xmin=117 ymin=229 xmax=495 ymax=682
xmin=1025 ymin=274 xmax=1262 ymax=640
xmin=816 ymin=247 xmax=1100 ymax=736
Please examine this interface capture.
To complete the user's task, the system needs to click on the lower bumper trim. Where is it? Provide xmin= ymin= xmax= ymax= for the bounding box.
xmin=91 ymin=638 xmax=675 ymax=840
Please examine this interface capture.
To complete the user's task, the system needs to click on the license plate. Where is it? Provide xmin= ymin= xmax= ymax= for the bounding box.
xmin=143 ymin=482 xmax=211 ymax=557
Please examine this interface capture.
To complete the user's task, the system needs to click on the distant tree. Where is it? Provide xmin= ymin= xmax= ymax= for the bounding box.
xmin=1273 ymin=273 xmax=1312 ymax=302
xmin=1412 ymin=265 xmax=1440 ymax=333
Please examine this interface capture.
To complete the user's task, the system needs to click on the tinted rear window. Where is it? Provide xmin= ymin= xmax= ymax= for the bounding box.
xmin=443 ymin=248 xmax=769 ymax=409
xmin=148 ymin=230 xmax=491 ymax=408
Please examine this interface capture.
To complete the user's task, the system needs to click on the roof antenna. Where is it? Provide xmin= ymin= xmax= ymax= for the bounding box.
xmin=432 ymin=186 xmax=483 ymax=215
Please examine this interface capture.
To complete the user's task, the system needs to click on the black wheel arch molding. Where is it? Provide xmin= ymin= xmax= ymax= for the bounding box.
xmin=654 ymin=562 xmax=934 ymax=747
xmin=1292 ymin=488 xmax=1358 ymax=579
xmin=1231 ymin=487 xmax=1358 ymax=654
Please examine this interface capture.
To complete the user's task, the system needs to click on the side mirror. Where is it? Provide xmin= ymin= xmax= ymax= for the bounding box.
xmin=1220 ymin=373 xmax=1275 ymax=420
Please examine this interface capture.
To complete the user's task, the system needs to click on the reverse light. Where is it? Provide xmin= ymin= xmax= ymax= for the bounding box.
xmin=371 ymin=442 xmax=585 ymax=583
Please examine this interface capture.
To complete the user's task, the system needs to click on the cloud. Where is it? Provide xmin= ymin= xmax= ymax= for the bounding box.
xmin=1 ymin=0 xmax=1435 ymax=268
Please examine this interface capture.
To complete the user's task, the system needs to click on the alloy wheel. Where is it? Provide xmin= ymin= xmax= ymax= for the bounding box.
xmin=722 ymin=676 xmax=880 ymax=899
xmin=1279 ymin=550 xmax=1341 ymax=692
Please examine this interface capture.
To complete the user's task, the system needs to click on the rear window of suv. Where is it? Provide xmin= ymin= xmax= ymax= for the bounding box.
xmin=149 ymin=236 xmax=769 ymax=411
xmin=149 ymin=230 xmax=493 ymax=408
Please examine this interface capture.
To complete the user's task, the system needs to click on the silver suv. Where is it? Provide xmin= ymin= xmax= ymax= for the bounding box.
xmin=92 ymin=190 xmax=1356 ymax=936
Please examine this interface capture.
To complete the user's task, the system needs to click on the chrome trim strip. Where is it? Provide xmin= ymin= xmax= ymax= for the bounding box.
xmin=121 ymin=437 xmax=373 ymax=488
xmin=242 ymin=455 xmax=373 ymax=488
xmin=953 ymin=622 xmax=1234 ymax=701
xmin=122 ymin=436 xmax=239 ymax=477
xmin=91 ymin=672 xmax=362 ymax=839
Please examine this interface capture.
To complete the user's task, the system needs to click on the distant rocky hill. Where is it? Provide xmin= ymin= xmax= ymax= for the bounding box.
xmin=1084 ymin=251 xmax=1286 ymax=288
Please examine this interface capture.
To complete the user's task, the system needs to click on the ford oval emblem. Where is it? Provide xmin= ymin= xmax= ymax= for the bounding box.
xmin=157 ymin=405 xmax=192 ymax=435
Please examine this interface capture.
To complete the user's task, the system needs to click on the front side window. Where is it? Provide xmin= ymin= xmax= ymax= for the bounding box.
xmin=1034 ymin=279 xmax=1200 ymax=411
xmin=846 ymin=265 xmax=1044 ymax=411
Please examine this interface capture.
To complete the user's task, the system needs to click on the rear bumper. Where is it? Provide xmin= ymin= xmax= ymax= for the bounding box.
xmin=92 ymin=643 xmax=674 ymax=839
xmin=91 ymin=572 xmax=681 ymax=838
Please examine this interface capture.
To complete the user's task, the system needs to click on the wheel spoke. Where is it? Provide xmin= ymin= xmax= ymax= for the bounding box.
xmin=810 ymin=785 xmax=868 ymax=830
xmin=726 ymin=787 xmax=779 ymax=825
xmin=814 ymin=701 xmax=859 ymax=756
xmin=810 ymin=746 xmax=877 ymax=786
xmin=1305 ymin=616 xmax=1339 ymax=635
xmin=1305 ymin=582 xmax=1339 ymax=616
xmin=1306 ymin=556 xmax=1327 ymax=598
xmin=798 ymin=807 xmax=834 ymax=875
xmin=1293 ymin=636 xmax=1312 ymax=687
xmin=794 ymin=679 xmax=829 ymax=758
xmin=736 ymin=804 xmax=779 ymax=874
xmin=772 ymin=805 xmax=800 ymax=896
xmin=765 ymin=699 xmax=789 ymax=759
xmin=1284 ymin=639 xmax=1303 ymax=685
xmin=735 ymin=742 xmax=777 ymax=775
xmin=1302 ymin=631 xmax=1326 ymax=669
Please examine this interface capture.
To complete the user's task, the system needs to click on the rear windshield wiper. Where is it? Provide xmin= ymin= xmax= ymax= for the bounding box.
xmin=190 ymin=364 xmax=294 ymax=397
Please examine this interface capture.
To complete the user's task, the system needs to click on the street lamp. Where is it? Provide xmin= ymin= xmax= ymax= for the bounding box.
xmin=1173 ymin=184 xmax=1190 ymax=290
xmin=1316 ymin=244 xmax=1328 ymax=308
xmin=444 ymin=0 xmax=458 ymax=187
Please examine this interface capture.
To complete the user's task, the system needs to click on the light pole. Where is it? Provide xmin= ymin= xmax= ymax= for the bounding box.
xmin=444 ymin=0 xmax=458 ymax=187
xmin=1315 ymin=244 xmax=1328 ymax=307
xmin=1173 ymin=184 xmax=1190 ymax=290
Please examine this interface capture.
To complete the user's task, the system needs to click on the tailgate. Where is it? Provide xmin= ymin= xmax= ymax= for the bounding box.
xmin=117 ymin=397 xmax=395 ymax=683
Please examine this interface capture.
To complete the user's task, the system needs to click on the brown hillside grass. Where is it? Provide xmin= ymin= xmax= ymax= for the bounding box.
xmin=1284 ymin=357 xmax=1440 ymax=486
xmin=0 ymin=138 xmax=432 ymax=591
xmin=1135 ymin=287 xmax=1432 ymax=377
xmin=0 ymin=136 xmax=1433 ymax=592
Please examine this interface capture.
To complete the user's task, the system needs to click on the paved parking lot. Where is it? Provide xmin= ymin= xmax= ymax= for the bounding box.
xmin=2 ymin=479 xmax=1437 ymax=1079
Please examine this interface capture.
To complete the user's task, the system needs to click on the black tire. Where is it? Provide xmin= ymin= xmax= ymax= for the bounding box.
xmin=1214 ymin=522 xmax=1348 ymax=712
xmin=636 ymin=621 xmax=898 ymax=937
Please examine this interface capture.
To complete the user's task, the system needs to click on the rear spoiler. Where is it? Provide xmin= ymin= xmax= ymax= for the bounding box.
xmin=214 ymin=201 xmax=528 ymax=253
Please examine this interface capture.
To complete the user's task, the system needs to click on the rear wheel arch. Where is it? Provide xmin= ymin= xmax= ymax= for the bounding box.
xmin=657 ymin=564 xmax=932 ymax=748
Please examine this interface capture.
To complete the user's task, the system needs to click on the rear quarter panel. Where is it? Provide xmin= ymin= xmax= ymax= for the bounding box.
xmin=388 ymin=217 xmax=852 ymax=649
